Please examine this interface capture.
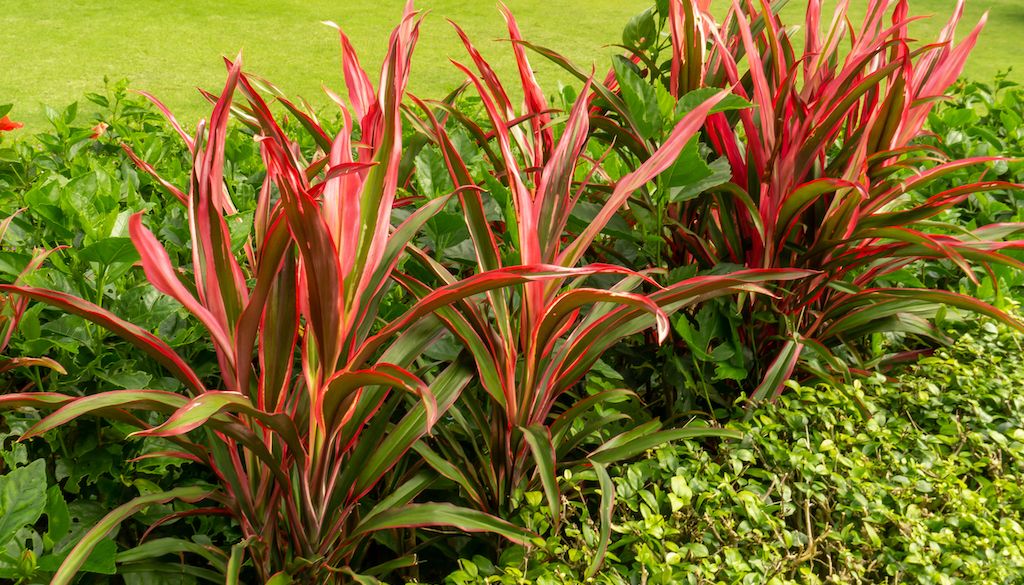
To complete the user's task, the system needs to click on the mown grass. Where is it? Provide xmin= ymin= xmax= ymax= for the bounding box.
xmin=1 ymin=0 xmax=649 ymax=130
xmin=1 ymin=0 xmax=1020 ymax=131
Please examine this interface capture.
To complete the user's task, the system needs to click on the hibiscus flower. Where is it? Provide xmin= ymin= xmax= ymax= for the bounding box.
xmin=0 ymin=115 xmax=23 ymax=132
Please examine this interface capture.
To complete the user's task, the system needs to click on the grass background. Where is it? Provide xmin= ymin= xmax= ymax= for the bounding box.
xmin=2 ymin=0 xmax=1021 ymax=131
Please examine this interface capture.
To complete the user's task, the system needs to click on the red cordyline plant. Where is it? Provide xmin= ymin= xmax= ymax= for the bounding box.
xmin=403 ymin=9 xmax=808 ymax=574
xmin=0 ymin=211 xmax=64 ymax=377
xmin=0 ymin=5 xmax=631 ymax=582
xmin=548 ymin=0 xmax=1024 ymax=400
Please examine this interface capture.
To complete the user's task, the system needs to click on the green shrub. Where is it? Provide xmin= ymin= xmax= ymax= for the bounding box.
xmin=434 ymin=319 xmax=1024 ymax=584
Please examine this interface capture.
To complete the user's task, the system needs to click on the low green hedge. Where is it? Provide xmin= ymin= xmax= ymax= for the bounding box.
xmin=434 ymin=320 xmax=1024 ymax=585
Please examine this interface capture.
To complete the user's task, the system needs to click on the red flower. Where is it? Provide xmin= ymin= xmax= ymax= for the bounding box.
xmin=90 ymin=122 xmax=109 ymax=140
xmin=0 ymin=116 xmax=23 ymax=132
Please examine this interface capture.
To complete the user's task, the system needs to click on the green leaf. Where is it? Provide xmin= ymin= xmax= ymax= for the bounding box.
xmin=266 ymin=572 xmax=294 ymax=585
xmin=671 ymin=155 xmax=732 ymax=203
xmin=44 ymin=485 xmax=71 ymax=549
xmin=676 ymin=88 xmax=751 ymax=115
xmin=225 ymin=540 xmax=245 ymax=585
xmin=0 ymin=460 xmax=47 ymax=547
xmin=77 ymin=237 xmax=140 ymax=266
xmin=585 ymin=460 xmax=614 ymax=579
xmin=612 ymin=56 xmax=662 ymax=141
xmin=622 ymin=7 xmax=657 ymax=50
xmin=521 ymin=425 xmax=560 ymax=527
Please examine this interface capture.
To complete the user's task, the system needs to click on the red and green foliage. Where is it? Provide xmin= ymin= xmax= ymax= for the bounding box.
xmin=0 ymin=211 xmax=63 ymax=377
xmin=0 ymin=6 xmax=611 ymax=582
xmin=403 ymin=10 xmax=807 ymax=574
xmin=531 ymin=0 xmax=1024 ymax=400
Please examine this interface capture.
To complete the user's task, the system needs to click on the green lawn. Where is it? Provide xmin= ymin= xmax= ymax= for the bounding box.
xmin=1 ymin=0 xmax=650 ymax=130
xmin=1 ymin=0 xmax=1020 ymax=131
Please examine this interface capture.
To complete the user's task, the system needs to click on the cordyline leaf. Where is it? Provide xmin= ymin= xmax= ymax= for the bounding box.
xmin=536 ymin=77 xmax=591 ymax=258
xmin=117 ymin=537 xmax=228 ymax=571
xmin=551 ymin=270 xmax=811 ymax=391
xmin=52 ymin=487 xmax=213 ymax=585
xmin=856 ymin=181 xmax=1022 ymax=230
xmin=234 ymin=215 xmax=293 ymax=402
xmin=357 ymin=192 xmax=455 ymax=313
xmin=868 ymin=156 xmax=1006 ymax=212
xmin=189 ymin=57 xmax=251 ymax=346
xmin=119 ymin=144 xmax=188 ymax=205
xmin=264 ymin=145 xmax=345 ymax=371
xmin=550 ymin=388 xmax=636 ymax=440
xmin=586 ymin=460 xmax=614 ymax=579
xmin=409 ymin=95 xmax=501 ymax=273
xmin=0 ymin=392 xmax=75 ymax=411
xmin=321 ymin=363 xmax=437 ymax=438
xmin=539 ymin=288 xmax=670 ymax=352
xmin=361 ymin=471 xmax=437 ymax=526
xmin=775 ymin=178 xmax=858 ymax=243
xmin=822 ymin=288 xmax=1024 ymax=338
xmin=276 ymin=96 xmax=333 ymax=152
xmin=128 ymin=450 xmax=207 ymax=466
xmin=131 ymin=391 xmax=305 ymax=465
xmin=225 ymin=540 xmax=246 ymax=585
xmin=500 ymin=3 xmax=554 ymax=157
xmin=265 ymin=572 xmax=294 ymax=585
xmin=521 ymin=424 xmax=560 ymax=528
xmin=0 ymin=286 xmax=206 ymax=394
xmin=394 ymin=271 xmax=511 ymax=411
xmin=135 ymin=90 xmax=195 ymax=151
xmin=138 ymin=507 xmax=234 ymax=544
xmin=352 ymin=503 xmax=535 ymax=545
xmin=362 ymin=556 xmax=418 ymax=579
xmin=449 ymin=56 xmax=538 ymax=272
xmin=516 ymin=39 xmax=637 ymax=134
xmin=358 ymin=263 xmax=645 ymax=363
xmin=328 ymin=20 xmax=376 ymax=123
xmin=559 ymin=413 xmax=632 ymax=460
xmin=412 ymin=442 xmax=486 ymax=508
xmin=23 ymin=390 xmax=190 ymax=439
xmin=115 ymin=563 xmax=223 ymax=584
xmin=0 ymin=356 xmax=66 ymax=375
xmin=750 ymin=338 xmax=803 ymax=404
xmin=589 ymin=421 xmax=742 ymax=465
xmin=352 ymin=360 xmax=473 ymax=497
xmin=350 ymin=10 xmax=420 ymax=306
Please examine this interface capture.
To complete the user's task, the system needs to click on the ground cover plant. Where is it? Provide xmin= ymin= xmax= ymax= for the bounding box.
xmin=2 ymin=0 xmax=1024 ymax=583
xmin=433 ymin=318 xmax=1024 ymax=585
